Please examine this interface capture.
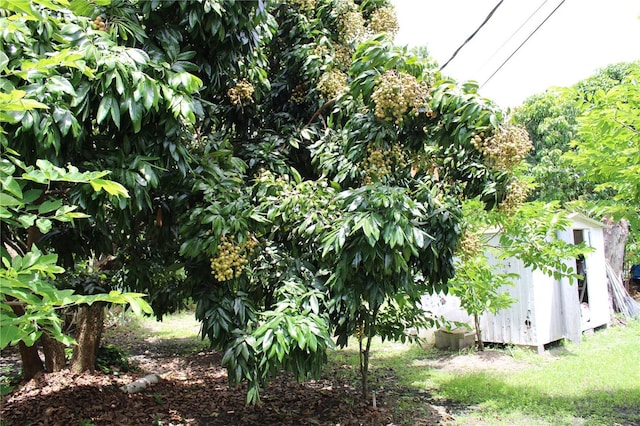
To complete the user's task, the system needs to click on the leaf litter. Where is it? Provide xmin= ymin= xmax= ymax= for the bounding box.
xmin=1 ymin=318 xmax=460 ymax=426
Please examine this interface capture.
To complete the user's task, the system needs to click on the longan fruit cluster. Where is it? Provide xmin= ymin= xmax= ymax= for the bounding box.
xmin=499 ymin=178 xmax=531 ymax=214
xmin=471 ymin=125 xmax=533 ymax=171
xmin=353 ymin=323 xmax=365 ymax=341
xmin=361 ymin=144 xmax=406 ymax=183
xmin=369 ymin=6 xmax=399 ymax=36
xmin=209 ymin=235 xmax=257 ymax=282
xmin=339 ymin=10 xmax=366 ymax=44
xmin=289 ymin=0 xmax=316 ymax=12
xmin=227 ymin=79 xmax=254 ymax=106
xmin=371 ymin=70 xmax=430 ymax=125
xmin=457 ymin=230 xmax=482 ymax=261
xmin=290 ymin=82 xmax=306 ymax=104
xmin=332 ymin=43 xmax=353 ymax=71
xmin=93 ymin=16 xmax=107 ymax=31
xmin=313 ymin=43 xmax=329 ymax=61
xmin=317 ymin=69 xmax=348 ymax=100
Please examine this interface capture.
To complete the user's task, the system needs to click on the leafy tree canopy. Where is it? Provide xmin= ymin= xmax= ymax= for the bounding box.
xmin=515 ymin=61 xmax=640 ymax=264
xmin=3 ymin=0 xmax=536 ymax=402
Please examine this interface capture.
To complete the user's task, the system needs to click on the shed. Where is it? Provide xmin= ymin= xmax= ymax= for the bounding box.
xmin=423 ymin=213 xmax=610 ymax=352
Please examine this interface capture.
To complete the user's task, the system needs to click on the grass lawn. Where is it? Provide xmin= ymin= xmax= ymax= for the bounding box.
xmin=353 ymin=319 xmax=640 ymax=425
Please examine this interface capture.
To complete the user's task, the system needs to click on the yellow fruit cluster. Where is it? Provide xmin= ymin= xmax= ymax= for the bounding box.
xmin=499 ymin=178 xmax=531 ymax=214
xmin=371 ymin=70 xmax=430 ymax=125
xmin=209 ymin=235 xmax=257 ymax=282
xmin=317 ymin=69 xmax=348 ymax=100
xmin=227 ymin=79 xmax=254 ymax=106
xmin=353 ymin=323 xmax=365 ymax=341
xmin=333 ymin=43 xmax=353 ymax=71
xmin=369 ymin=6 xmax=399 ymax=36
xmin=93 ymin=16 xmax=107 ymax=31
xmin=289 ymin=0 xmax=316 ymax=12
xmin=457 ymin=230 xmax=482 ymax=261
xmin=290 ymin=82 xmax=306 ymax=104
xmin=471 ymin=125 xmax=533 ymax=171
xmin=339 ymin=10 xmax=366 ymax=44
xmin=362 ymin=144 xmax=406 ymax=183
xmin=313 ymin=43 xmax=329 ymax=60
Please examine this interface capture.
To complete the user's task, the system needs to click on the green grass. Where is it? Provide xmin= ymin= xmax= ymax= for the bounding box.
xmin=103 ymin=309 xmax=209 ymax=355
xmin=344 ymin=320 xmax=640 ymax=425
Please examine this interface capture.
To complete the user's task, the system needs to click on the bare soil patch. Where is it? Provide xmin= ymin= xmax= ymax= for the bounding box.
xmin=415 ymin=349 xmax=527 ymax=374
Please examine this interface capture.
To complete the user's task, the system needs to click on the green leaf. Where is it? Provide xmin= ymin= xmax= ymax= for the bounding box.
xmin=0 ymin=0 xmax=42 ymax=19
xmin=21 ymin=330 xmax=42 ymax=347
xmin=110 ymin=98 xmax=121 ymax=129
xmin=1 ymin=176 xmax=22 ymax=198
xmin=0 ymin=192 xmax=22 ymax=207
xmin=128 ymin=99 xmax=142 ymax=133
xmin=18 ymin=213 xmax=37 ymax=228
xmin=68 ymin=0 xmax=97 ymax=16
xmin=96 ymin=96 xmax=112 ymax=124
xmin=309 ymin=294 xmax=319 ymax=314
xmin=89 ymin=179 xmax=130 ymax=198
xmin=35 ymin=218 xmax=53 ymax=233
xmin=48 ymin=76 xmax=76 ymax=96
xmin=38 ymin=199 xmax=63 ymax=214
xmin=122 ymin=293 xmax=153 ymax=316
xmin=0 ymin=51 xmax=8 ymax=71
xmin=0 ymin=324 xmax=20 ymax=350
xmin=261 ymin=328 xmax=274 ymax=351
xmin=413 ymin=228 xmax=426 ymax=248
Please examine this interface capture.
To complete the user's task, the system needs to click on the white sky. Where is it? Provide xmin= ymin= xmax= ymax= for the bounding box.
xmin=392 ymin=0 xmax=640 ymax=108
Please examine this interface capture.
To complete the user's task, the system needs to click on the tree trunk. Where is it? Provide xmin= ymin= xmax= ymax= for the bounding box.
xmin=17 ymin=342 xmax=44 ymax=380
xmin=70 ymin=303 xmax=106 ymax=372
xmin=474 ymin=313 xmax=484 ymax=351
xmin=359 ymin=336 xmax=370 ymax=399
xmin=359 ymin=305 xmax=379 ymax=401
xmin=602 ymin=217 xmax=629 ymax=283
xmin=41 ymin=334 xmax=67 ymax=372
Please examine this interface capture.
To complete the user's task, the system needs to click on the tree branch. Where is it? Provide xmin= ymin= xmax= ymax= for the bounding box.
xmin=306 ymin=99 xmax=335 ymax=127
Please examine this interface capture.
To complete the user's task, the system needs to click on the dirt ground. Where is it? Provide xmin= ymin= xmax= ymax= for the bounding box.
xmin=0 ymin=316 xmax=529 ymax=426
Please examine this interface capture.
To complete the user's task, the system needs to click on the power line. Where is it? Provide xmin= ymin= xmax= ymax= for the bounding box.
xmin=474 ymin=0 xmax=550 ymax=75
xmin=480 ymin=0 xmax=566 ymax=89
xmin=439 ymin=0 xmax=505 ymax=71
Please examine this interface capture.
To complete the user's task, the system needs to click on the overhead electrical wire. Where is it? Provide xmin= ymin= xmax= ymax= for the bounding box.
xmin=480 ymin=0 xmax=567 ymax=88
xmin=473 ymin=0 xmax=550 ymax=75
xmin=439 ymin=0 xmax=505 ymax=71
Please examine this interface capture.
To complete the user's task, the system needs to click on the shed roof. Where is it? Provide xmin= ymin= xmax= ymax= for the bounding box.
xmin=566 ymin=212 xmax=607 ymax=229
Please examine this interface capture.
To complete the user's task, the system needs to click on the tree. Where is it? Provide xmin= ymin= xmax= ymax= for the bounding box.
xmin=0 ymin=152 xmax=152 ymax=378
xmin=6 ymin=0 xmax=533 ymax=403
xmin=515 ymin=63 xmax=637 ymax=203
xmin=1 ymin=0 xmax=203 ymax=375
xmin=514 ymin=62 xmax=640 ymax=267
xmin=564 ymin=66 xmax=640 ymax=220
xmin=568 ymin=65 xmax=640 ymax=268
xmin=180 ymin=20 xmax=537 ymax=400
